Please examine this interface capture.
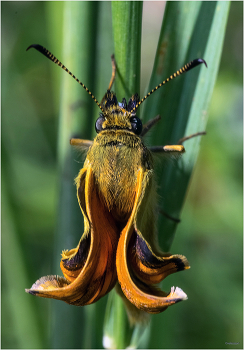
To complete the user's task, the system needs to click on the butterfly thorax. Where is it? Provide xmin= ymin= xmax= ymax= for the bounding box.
xmin=85 ymin=91 xmax=153 ymax=223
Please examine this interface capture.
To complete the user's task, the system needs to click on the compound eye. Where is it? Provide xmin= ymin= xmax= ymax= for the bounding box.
xmin=130 ymin=116 xmax=143 ymax=135
xmin=95 ymin=114 xmax=105 ymax=133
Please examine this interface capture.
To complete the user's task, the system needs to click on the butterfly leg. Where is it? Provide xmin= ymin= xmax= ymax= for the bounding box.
xmin=141 ymin=115 xmax=161 ymax=136
xmin=149 ymin=131 xmax=206 ymax=222
xmin=159 ymin=209 xmax=181 ymax=223
xmin=149 ymin=144 xmax=185 ymax=155
xmin=100 ymin=54 xmax=116 ymax=105
xmin=177 ymin=131 xmax=206 ymax=145
xmin=70 ymin=138 xmax=93 ymax=148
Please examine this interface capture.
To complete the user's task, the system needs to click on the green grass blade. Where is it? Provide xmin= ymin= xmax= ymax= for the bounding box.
xmin=49 ymin=2 xmax=99 ymax=348
xmin=141 ymin=1 xmax=202 ymax=125
xmin=112 ymin=1 xmax=143 ymax=98
xmin=103 ymin=3 xmax=145 ymax=349
xmin=141 ymin=1 xmax=230 ymax=251
xmin=2 ymin=183 xmax=43 ymax=349
xmin=105 ymin=1 xmax=230 ymax=348
xmin=103 ymin=290 xmax=150 ymax=349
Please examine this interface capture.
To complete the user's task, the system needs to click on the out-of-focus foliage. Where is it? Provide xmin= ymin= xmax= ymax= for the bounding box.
xmin=1 ymin=2 xmax=242 ymax=349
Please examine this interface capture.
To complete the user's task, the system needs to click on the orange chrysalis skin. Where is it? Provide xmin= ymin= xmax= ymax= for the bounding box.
xmin=26 ymin=45 xmax=207 ymax=321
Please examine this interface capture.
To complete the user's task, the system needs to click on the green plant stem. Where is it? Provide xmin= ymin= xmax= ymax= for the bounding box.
xmin=103 ymin=2 xmax=144 ymax=349
xmin=50 ymin=2 xmax=99 ymax=348
xmin=141 ymin=1 xmax=230 ymax=251
xmin=112 ymin=1 xmax=143 ymax=99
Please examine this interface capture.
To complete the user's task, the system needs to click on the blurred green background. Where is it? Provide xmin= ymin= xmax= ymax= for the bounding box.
xmin=1 ymin=1 xmax=242 ymax=349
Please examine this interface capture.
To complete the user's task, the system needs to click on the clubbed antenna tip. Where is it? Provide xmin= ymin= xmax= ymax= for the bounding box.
xmin=131 ymin=57 xmax=207 ymax=112
xmin=26 ymin=44 xmax=104 ymax=113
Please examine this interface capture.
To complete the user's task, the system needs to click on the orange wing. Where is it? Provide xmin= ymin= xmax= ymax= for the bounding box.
xmin=26 ymin=166 xmax=118 ymax=306
xmin=116 ymin=167 xmax=189 ymax=315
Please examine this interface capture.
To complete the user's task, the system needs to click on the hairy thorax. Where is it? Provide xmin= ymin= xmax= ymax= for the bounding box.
xmin=85 ymin=129 xmax=153 ymax=222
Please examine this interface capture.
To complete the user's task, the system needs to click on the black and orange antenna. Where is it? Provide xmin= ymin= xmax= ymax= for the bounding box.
xmin=26 ymin=44 xmax=105 ymax=113
xmin=130 ymin=58 xmax=207 ymax=113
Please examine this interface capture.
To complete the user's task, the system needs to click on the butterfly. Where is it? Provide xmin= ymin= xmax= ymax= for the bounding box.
xmin=26 ymin=44 xmax=206 ymax=322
